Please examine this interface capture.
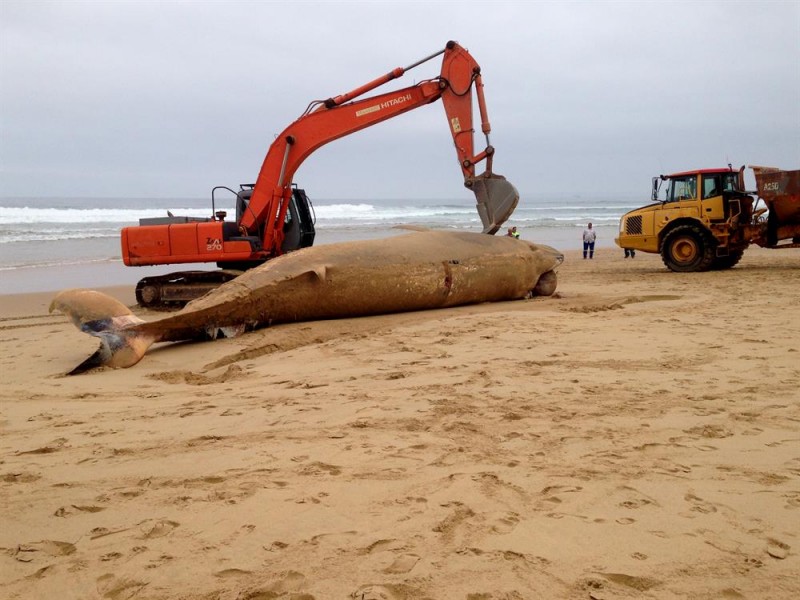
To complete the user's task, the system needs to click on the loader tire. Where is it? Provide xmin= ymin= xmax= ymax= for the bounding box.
xmin=710 ymin=249 xmax=745 ymax=270
xmin=661 ymin=224 xmax=715 ymax=273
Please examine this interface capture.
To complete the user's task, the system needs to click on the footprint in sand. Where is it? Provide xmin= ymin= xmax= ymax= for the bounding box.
xmin=766 ymin=538 xmax=790 ymax=560
xmin=619 ymin=498 xmax=652 ymax=509
xmin=616 ymin=486 xmax=658 ymax=510
xmin=2 ymin=471 xmax=41 ymax=483
xmin=100 ymin=552 xmax=123 ymax=562
xmin=35 ymin=541 xmax=76 ymax=556
xmin=743 ymin=556 xmax=764 ymax=569
xmin=489 ymin=512 xmax=520 ymax=534
xmin=214 ymin=568 xmax=253 ymax=579
xmin=138 ymin=519 xmax=179 ymax=539
xmin=432 ymin=503 xmax=475 ymax=540
xmin=538 ymin=484 xmax=583 ymax=509
xmin=541 ymin=484 xmax=583 ymax=496
xmin=382 ymin=553 xmax=420 ymax=574
xmin=13 ymin=540 xmax=76 ymax=562
xmin=362 ymin=539 xmax=397 ymax=554
xmin=685 ymin=424 xmax=733 ymax=439
xmin=249 ymin=570 xmax=307 ymax=596
xmin=299 ymin=461 xmax=342 ymax=476
xmin=600 ymin=572 xmax=661 ymax=592
xmin=352 ymin=583 xmax=419 ymax=599
xmin=683 ymin=492 xmax=718 ymax=515
xmin=15 ymin=437 xmax=69 ymax=455
xmin=55 ymin=504 xmax=106 ymax=517
xmin=96 ymin=574 xmax=147 ymax=600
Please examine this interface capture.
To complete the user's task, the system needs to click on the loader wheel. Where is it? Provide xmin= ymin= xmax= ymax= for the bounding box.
xmin=710 ymin=249 xmax=745 ymax=270
xmin=661 ymin=224 xmax=715 ymax=272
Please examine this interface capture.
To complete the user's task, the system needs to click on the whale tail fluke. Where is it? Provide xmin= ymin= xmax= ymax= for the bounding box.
xmin=49 ymin=289 xmax=155 ymax=374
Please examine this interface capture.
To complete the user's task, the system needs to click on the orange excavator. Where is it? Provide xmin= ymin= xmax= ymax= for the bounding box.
xmin=122 ymin=41 xmax=519 ymax=309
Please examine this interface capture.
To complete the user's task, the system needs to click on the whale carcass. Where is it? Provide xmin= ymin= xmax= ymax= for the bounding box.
xmin=50 ymin=230 xmax=564 ymax=373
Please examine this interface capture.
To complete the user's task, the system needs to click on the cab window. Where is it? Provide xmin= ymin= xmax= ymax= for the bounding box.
xmin=722 ymin=173 xmax=738 ymax=192
xmin=669 ymin=176 xmax=697 ymax=201
xmin=703 ymin=175 xmax=721 ymax=198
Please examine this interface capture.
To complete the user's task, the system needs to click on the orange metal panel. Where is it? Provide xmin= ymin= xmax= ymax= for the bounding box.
xmin=121 ymin=228 xmax=132 ymax=264
xmin=121 ymin=221 xmax=240 ymax=265
xmin=196 ymin=222 xmax=225 ymax=256
xmin=168 ymin=224 xmax=200 ymax=257
xmin=122 ymin=225 xmax=171 ymax=261
xmin=223 ymin=240 xmax=257 ymax=254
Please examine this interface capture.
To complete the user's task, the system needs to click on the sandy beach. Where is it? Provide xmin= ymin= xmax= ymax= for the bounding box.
xmin=1 ymin=246 xmax=798 ymax=599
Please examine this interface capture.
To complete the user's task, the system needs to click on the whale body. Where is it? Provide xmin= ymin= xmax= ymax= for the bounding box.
xmin=50 ymin=230 xmax=563 ymax=373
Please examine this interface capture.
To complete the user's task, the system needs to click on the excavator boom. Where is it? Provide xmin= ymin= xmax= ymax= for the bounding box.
xmin=243 ymin=40 xmax=518 ymax=246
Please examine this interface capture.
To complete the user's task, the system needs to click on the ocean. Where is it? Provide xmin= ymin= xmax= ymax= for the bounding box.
xmin=0 ymin=194 xmax=643 ymax=294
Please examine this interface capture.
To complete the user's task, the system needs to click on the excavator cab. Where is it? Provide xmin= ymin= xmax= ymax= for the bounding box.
xmin=279 ymin=187 xmax=316 ymax=253
xmin=234 ymin=184 xmax=316 ymax=254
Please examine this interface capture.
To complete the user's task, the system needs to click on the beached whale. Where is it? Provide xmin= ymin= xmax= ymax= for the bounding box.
xmin=50 ymin=230 xmax=563 ymax=373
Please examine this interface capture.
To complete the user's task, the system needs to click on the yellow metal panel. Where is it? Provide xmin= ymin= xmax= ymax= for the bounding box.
xmin=616 ymin=210 xmax=660 ymax=252
xmin=654 ymin=204 xmax=701 ymax=234
xmin=701 ymin=196 xmax=725 ymax=220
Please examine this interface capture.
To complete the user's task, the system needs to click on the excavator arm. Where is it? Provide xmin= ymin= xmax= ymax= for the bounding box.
xmin=242 ymin=40 xmax=518 ymax=251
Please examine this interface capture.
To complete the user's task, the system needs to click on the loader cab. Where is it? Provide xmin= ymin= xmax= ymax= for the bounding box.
xmin=651 ymin=169 xmax=753 ymax=229
xmin=654 ymin=169 xmax=743 ymax=203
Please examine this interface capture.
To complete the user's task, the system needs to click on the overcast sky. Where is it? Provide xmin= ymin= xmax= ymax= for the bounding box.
xmin=1 ymin=1 xmax=798 ymax=201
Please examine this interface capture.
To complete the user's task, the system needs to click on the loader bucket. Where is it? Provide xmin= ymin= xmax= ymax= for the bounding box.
xmin=468 ymin=173 xmax=520 ymax=234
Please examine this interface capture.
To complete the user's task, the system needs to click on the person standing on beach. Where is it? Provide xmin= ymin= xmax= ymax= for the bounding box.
xmin=583 ymin=223 xmax=596 ymax=259
xmin=624 ymin=247 xmax=636 ymax=258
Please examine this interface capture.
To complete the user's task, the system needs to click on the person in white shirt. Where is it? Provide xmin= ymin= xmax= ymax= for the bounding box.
xmin=582 ymin=223 xmax=596 ymax=259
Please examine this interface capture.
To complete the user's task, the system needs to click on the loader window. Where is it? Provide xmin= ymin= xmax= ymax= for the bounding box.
xmin=668 ymin=176 xmax=697 ymax=202
xmin=722 ymin=173 xmax=738 ymax=192
xmin=703 ymin=173 xmax=739 ymax=198
xmin=703 ymin=176 xmax=721 ymax=198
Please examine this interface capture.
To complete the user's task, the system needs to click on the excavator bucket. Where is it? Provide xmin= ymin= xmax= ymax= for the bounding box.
xmin=469 ymin=173 xmax=520 ymax=234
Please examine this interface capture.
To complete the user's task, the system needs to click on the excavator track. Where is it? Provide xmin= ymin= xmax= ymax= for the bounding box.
xmin=135 ymin=270 xmax=244 ymax=311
